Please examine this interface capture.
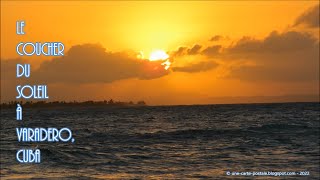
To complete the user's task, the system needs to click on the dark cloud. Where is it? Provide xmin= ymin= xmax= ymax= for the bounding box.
xmin=228 ymin=31 xmax=317 ymax=54
xmin=294 ymin=4 xmax=319 ymax=28
xmin=2 ymin=44 xmax=170 ymax=85
xmin=210 ymin=35 xmax=223 ymax=41
xmin=171 ymin=46 xmax=187 ymax=57
xmin=172 ymin=61 xmax=218 ymax=73
xmin=168 ymin=30 xmax=318 ymax=81
xmin=226 ymin=31 xmax=319 ymax=82
xmin=170 ymin=44 xmax=202 ymax=57
xmin=171 ymin=44 xmax=222 ymax=58
xmin=188 ymin=44 xmax=202 ymax=55
xmin=169 ymin=44 xmax=220 ymax=73
xmin=156 ymin=28 xmax=318 ymax=81
xmin=202 ymin=45 xmax=222 ymax=56
xmin=1 ymin=58 xmax=23 ymax=79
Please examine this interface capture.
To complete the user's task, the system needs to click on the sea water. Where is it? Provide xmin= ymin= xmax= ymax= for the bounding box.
xmin=0 ymin=102 xmax=319 ymax=179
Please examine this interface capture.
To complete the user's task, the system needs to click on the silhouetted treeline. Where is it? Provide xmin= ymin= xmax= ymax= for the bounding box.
xmin=0 ymin=99 xmax=146 ymax=109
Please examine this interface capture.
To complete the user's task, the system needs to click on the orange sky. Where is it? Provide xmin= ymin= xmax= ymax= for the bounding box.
xmin=1 ymin=1 xmax=319 ymax=105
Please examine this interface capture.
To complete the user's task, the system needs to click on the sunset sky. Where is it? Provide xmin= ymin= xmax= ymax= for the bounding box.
xmin=1 ymin=1 xmax=319 ymax=105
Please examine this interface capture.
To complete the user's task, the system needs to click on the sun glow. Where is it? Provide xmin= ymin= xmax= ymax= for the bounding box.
xmin=148 ymin=50 xmax=171 ymax=70
xmin=149 ymin=50 xmax=169 ymax=61
xmin=161 ymin=60 xmax=171 ymax=70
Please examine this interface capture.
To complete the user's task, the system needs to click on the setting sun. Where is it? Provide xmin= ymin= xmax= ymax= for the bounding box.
xmin=148 ymin=49 xmax=171 ymax=70
xmin=149 ymin=50 xmax=169 ymax=61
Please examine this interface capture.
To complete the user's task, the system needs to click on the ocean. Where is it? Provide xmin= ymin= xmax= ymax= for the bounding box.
xmin=1 ymin=102 xmax=319 ymax=179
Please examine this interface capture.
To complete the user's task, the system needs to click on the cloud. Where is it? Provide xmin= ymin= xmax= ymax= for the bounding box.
xmin=170 ymin=44 xmax=202 ymax=57
xmin=171 ymin=44 xmax=222 ymax=57
xmin=1 ymin=44 xmax=172 ymax=102
xmin=226 ymin=31 xmax=319 ymax=82
xmin=169 ymin=30 xmax=318 ymax=81
xmin=1 ymin=58 xmax=23 ymax=80
xmin=31 ymin=44 xmax=169 ymax=84
xmin=293 ymin=4 xmax=319 ymax=28
xmin=227 ymin=31 xmax=317 ymax=54
xmin=169 ymin=44 xmax=220 ymax=73
xmin=188 ymin=44 xmax=202 ymax=55
xmin=162 ymin=28 xmax=319 ymax=81
xmin=210 ymin=35 xmax=223 ymax=41
xmin=172 ymin=61 xmax=218 ymax=73
xmin=202 ymin=45 xmax=222 ymax=56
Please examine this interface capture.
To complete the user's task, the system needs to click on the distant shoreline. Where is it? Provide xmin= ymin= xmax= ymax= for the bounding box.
xmin=0 ymin=100 xmax=318 ymax=109
xmin=0 ymin=100 xmax=147 ymax=109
